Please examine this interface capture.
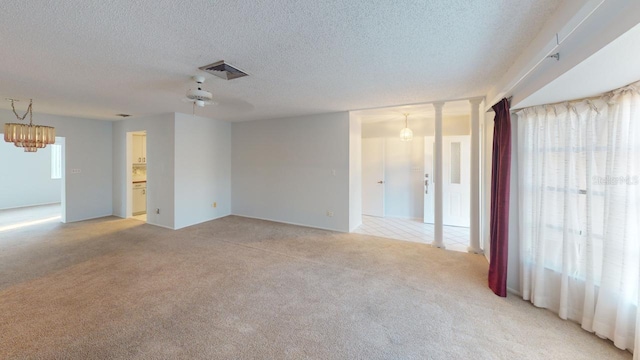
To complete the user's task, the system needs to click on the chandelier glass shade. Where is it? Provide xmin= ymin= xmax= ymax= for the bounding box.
xmin=399 ymin=113 xmax=413 ymax=142
xmin=3 ymin=99 xmax=55 ymax=152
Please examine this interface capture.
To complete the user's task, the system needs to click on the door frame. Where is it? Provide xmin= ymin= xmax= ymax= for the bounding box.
xmin=126 ymin=131 xmax=147 ymax=219
xmin=424 ymin=136 xmax=434 ymax=224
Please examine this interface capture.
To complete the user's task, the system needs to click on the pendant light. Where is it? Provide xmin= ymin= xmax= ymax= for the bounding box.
xmin=399 ymin=113 xmax=413 ymax=141
xmin=4 ymin=99 xmax=55 ymax=152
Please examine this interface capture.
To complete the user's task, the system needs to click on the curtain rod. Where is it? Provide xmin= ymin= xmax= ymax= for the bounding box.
xmin=484 ymin=1 xmax=606 ymax=114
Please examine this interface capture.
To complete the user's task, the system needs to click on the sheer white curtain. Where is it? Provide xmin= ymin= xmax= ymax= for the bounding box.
xmin=517 ymin=81 xmax=640 ymax=357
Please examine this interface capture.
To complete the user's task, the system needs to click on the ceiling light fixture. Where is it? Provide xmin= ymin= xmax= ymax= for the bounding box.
xmin=4 ymin=99 xmax=55 ymax=152
xmin=184 ymin=76 xmax=214 ymax=114
xmin=400 ymin=113 xmax=413 ymax=142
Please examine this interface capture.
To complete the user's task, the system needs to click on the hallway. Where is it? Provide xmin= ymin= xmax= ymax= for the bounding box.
xmin=354 ymin=215 xmax=472 ymax=252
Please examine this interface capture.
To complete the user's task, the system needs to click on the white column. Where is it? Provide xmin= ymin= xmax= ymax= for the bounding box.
xmin=468 ymin=98 xmax=483 ymax=254
xmin=432 ymin=102 xmax=445 ymax=249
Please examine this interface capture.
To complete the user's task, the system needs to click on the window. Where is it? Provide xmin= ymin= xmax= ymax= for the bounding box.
xmin=450 ymin=142 xmax=461 ymax=184
xmin=51 ymin=144 xmax=61 ymax=179
xmin=517 ymin=82 xmax=639 ymax=352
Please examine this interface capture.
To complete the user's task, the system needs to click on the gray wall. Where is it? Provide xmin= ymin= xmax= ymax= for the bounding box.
xmin=231 ymin=112 xmax=350 ymax=232
xmin=112 ymin=113 xmax=175 ymax=229
xmin=348 ymin=114 xmax=362 ymax=231
xmin=174 ymin=113 xmax=231 ymax=229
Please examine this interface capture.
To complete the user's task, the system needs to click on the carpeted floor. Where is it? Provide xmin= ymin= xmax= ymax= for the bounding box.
xmin=0 ymin=215 xmax=631 ymax=359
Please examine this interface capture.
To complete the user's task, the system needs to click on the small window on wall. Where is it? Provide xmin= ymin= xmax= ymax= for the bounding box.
xmin=51 ymin=144 xmax=62 ymax=179
xmin=450 ymin=142 xmax=461 ymax=184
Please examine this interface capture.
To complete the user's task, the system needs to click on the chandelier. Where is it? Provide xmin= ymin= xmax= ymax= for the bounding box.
xmin=3 ymin=99 xmax=55 ymax=152
xmin=399 ymin=113 xmax=413 ymax=141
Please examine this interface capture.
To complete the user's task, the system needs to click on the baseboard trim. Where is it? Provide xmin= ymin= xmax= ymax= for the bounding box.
xmin=114 ymin=214 xmax=175 ymax=230
xmin=65 ymin=213 xmax=114 ymax=223
xmin=231 ymin=213 xmax=346 ymax=233
xmin=0 ymin=202 xmax=62 ymax=212
xmin=507 ymin=287 xmax=522 ymax=297
xmin=145 ymin=222 xmax=175 ymax=230
xmin=174 ymin=213 xmax=232 ymax=230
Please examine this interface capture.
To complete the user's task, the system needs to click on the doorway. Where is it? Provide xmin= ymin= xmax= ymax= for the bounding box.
xmin=0 ymin=136 xmax=66 ymax=232
xmin=126 ymin=131 xmax=147 ymax=222
xmin=353 ymin=100 xmax=479 ymax=253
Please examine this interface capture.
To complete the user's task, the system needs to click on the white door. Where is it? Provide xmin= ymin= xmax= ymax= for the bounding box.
xmin=423 ymin=136 xmax=435 ymax=223
xmin=362 ymin=138 xmax=385 ymax=217
xmin=443 ymin=136 xmax=470 ymax=227
xmin=424 ymin=135 xmax=471 ymax=227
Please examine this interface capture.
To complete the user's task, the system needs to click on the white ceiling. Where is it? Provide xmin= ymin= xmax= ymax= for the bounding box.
xmin=0 ymin=0 xmax=560 ymax=122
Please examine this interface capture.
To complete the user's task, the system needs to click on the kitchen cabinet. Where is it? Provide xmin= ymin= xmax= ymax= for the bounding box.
xmin=133 ymin=183 xmax=147 ymax=215
xmin=132 ymin=134 xmax=147 ymax=164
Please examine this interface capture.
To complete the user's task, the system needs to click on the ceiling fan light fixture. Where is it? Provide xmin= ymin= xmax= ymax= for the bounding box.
xmin=184 ymin=76 xmax=216 ymax=114
xmin=186 ymin=89 xmax=212 ymax=102
xmin=399 ymin=113 xmax=413 ymax=142
xmin=185 ymin=76 xmax=214 ymax=105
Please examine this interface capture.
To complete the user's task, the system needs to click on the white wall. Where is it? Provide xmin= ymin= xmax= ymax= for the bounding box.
xmin=113 ymin=113 xmax=175 ymax=229
xmin=483 ymin=112 xmax=495 ymax=262
xmin=348 ymin=114 xmax=362 ymax=231
xmin=362 ymin=115 xmax=470 ymax=138
xmin=0 ymin=140 xmax=61 ymax=210
xmin=231 ymin=112 xmax=350 ymax=232
xmin=0 ymin=110 xmax=113 ymax=222
xmin=174 ymin=113 xmax=231 ymax=229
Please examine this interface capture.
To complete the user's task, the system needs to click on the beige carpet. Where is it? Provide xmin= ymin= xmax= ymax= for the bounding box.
xmin=0 ymin=215 xmax=631 ymax=359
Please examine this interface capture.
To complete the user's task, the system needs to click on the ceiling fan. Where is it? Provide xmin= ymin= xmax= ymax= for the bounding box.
xmin=183 ymin=76 xmax=215 ymax=112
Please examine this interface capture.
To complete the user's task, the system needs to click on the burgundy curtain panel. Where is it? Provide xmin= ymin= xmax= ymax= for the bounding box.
xmin=488 ymin=98 xmax=512 ymax=297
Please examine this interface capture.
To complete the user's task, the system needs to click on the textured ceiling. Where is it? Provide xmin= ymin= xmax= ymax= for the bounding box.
xmin=0 ymin=0 xmax=560 ymax=122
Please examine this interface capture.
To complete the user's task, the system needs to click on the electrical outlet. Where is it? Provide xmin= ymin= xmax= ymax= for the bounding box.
xmin=71 ymin=169 xmax=81 ymax=174
xmin=155 ymin=208 xmax=160 ymax=214
xmin=212 ymin=202 xmax=217 ymax=208
xmin=326 ymin=210 xmax=334 ymax=217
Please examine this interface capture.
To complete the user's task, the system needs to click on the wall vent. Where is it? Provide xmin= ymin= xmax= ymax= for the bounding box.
xmin=199 ymin=60 xmax=248 ymax=80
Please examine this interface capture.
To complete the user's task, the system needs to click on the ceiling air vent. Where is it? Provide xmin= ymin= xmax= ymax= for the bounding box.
xmin=199 ymin=60 xmax=248 ymax=80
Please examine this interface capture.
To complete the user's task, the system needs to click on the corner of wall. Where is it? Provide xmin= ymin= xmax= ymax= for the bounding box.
xmin=507 ymin=112 xmax=520 ymax=294
xmin=348 ymin=113 xmax=362 ymax=232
